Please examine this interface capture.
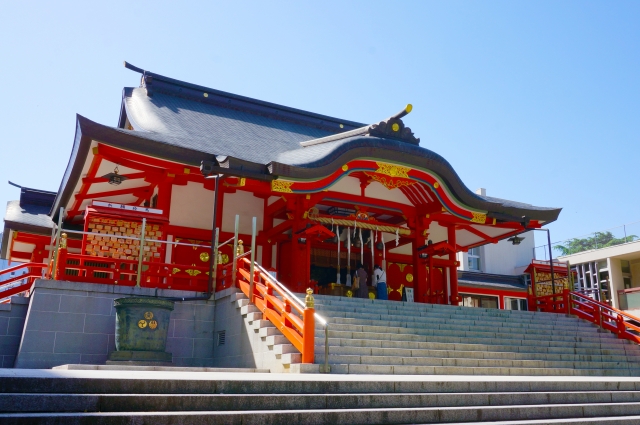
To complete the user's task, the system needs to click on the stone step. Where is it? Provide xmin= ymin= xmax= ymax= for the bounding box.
xmin=316 ymin=337 xmax=640 ymax=358
xmin=318 ymin=322 xmax=619 ymax=344
xmin=2 ymin=391 xmax=640 ymax=413
xmin=315 ymin=344 xmax=640 ymax=364
xmin=322 ymin=315 xmax=604 ymax=334
xmin=5 ymin=402 xmax=640 ymax=423
xmin=273 ymin=344 xmax=298 ymax=355
xmin=325 ymin=330 xmax=628 ymax=350
xmin=313 ymin=353 xmax=640 ymax=371
xmin=240 ymin=304 xmax=260 ymax=315
xmin=315 ymin=307 xmax=595 ymax=327
xmin=312 ymin=362 xmax=639 ymax=376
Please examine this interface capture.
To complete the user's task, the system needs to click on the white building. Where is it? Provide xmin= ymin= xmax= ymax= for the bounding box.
xmin=559 ymin=240 xmax=640 ymax=313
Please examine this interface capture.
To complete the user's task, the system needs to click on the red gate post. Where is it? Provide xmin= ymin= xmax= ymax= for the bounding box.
xmin=302 ymin=288 xmax=315 ymax=364
xmin=563 ymin=289 xmax=570 ymax=314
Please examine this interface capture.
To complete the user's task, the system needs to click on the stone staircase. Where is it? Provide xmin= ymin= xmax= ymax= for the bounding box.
xmin=294 ymin=295 xmax=640 ymax=376
xmin=2 ymin=368 xmax=640 ymax=423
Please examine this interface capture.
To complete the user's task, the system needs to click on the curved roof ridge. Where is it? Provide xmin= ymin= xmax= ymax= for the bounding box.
xmin=123 ymin=61 xmax=366 ymax=132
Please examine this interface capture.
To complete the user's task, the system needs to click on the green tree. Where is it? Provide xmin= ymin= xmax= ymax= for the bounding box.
xmin=554 ymin=231 xmax=637 ymax=256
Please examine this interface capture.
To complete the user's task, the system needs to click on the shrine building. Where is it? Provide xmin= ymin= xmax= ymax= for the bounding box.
xmin=1 ymin=62 xmax=561 ymax=305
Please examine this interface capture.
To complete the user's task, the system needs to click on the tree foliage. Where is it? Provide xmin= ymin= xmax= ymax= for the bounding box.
xmin=554 ymin=231 xmax=638 ymax=256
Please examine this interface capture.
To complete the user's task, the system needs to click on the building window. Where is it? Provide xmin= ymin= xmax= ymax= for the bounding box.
xmin=461 ymin=293 xmax=498 ymax=309
xmin=468 ymin=248 xmax=481 ymax=271
xmin=505 ymin=297 xmax=528 ymax=311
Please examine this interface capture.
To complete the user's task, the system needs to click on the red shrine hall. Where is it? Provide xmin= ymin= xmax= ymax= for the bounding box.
xmin=1 ymin=63 xmax=561 ymax=305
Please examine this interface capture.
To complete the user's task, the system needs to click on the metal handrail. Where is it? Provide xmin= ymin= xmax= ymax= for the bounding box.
xmin=254 ymin=262 xmax=330 ymax=373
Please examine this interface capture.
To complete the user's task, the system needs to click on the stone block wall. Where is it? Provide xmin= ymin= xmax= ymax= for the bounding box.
xmin=0 ymin=296 xmax=29 ymax=368
xmin=14 ymin=280 xmax=216 ymax=369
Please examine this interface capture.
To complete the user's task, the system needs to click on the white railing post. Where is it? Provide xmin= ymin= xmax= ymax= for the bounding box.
xmin=136 ymin=218 xmax=146 ymax=288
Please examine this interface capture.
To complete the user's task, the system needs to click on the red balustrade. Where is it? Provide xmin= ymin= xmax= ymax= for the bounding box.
xmin=532 ymin=290 xmax=640 ymax=345
xmin=235 ymin=257 xmax=315 ymax=363
xmin=0 ymin=262 xmax=47 ymax=301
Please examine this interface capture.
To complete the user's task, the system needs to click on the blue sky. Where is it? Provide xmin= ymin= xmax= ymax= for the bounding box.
xmin=0 ymin=1 xmax=638 ymax=249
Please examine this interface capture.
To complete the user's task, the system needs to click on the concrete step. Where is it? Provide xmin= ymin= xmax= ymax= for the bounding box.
xmin=314 ymin=353 xmax=640 ymax=371
xmin=325 ymin=329 xmax=628 ymax=350
xmin=4 ymin=402 xmax=640 ymax=423
xmin=316 ymin=309 xmax=590 ymax=327
xmin=323 ymin=316 xmax=606 ymax=335
xmin=2 ymin=390 xmax=640 ymax=413
xmin=314 ymin=344 xmax=640 ymax=364
xmin=315 ymin=337 xmax=640 ymax=359
xmin=311 ymin=362 xmax=638 ymax=376
xmin=317 ymin=322 xmax=620 ymax=344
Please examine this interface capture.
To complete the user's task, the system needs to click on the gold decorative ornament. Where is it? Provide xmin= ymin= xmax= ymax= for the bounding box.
xmin=368 ymin=292 xmax=376 ymax=299
xmin=374 ymin=162 xmax=411 ymax=178
xmin=172 ymin=268 xmax=180 ymax=275
xmin=342 ymin=164 xmax=348 ymax=171
xmin=346 ymin=290 xmax=353 ymax=298
xmin=60 ymin=233 xmax=68 ymax=249
xmin=470 ymin=212 xmax=487 ymax=224
xmin=149 ymin=320 xmax=158 ymax=329
xmin=185 ymin=269 xmax=201 ymax=277
xmin=203 ymin=93 xmax=209 ymax=97
xmin=271 ymin=180 xmax=294 ymax=193
xmin=236 ymin=240 xmax=244 ymax=256
xmin=433 ymin=182 xmax=439 ymax=189
xmin=391 ymin=123 xmax=400 ymax=132
xmin=340 ymin=124 xmax=344 ymax=128
xmin=200 ymin=252 xmax=210 ymax=262
xmin=144 ymin=311 xmax=154 ymax=320
xmin=138 ymin=320 xmax=148 ymax=329
xmin=220 ymin=253 xmax=229 ymax=264
xmin=406 ymin=273 xmax=414 ymax=283
xmin=305 ymin=288 xmax=315 ymax=308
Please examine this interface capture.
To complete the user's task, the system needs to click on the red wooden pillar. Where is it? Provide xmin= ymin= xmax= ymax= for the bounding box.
xmin=262 ymin=198 xmax=273 ymax=268
xmin=412 ymin=217 xmax=428 ymax=303
xmin=290 ymin=195 xmax=310 ymax=292
xmin=447 ymin=225 xmax=460 ymax=305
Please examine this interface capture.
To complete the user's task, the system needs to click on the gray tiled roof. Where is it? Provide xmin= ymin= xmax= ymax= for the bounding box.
xmin=4 ymin=200 xmax=55 ymax=230
xmin=458 ymin=271 xmax=526 ymax=291
xmin=123 ymin=88 xmax=337 ymax=165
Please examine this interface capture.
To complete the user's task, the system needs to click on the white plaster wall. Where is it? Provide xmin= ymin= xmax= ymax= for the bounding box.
xmin=428 ymin=222 xmax=448 ymax=244
xmin=364 ymin=181 xmax=412 ymax=205
xmin=169 ymin=182 xmax=214 ymax=230
xmin=221 ymin=190 xmax=264 ymax=235
xmin=482 ymin=231 xmax=534 ymax=275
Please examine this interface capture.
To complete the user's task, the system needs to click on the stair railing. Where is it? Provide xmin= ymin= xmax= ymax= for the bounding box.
xmin=0 ymin=262 xmax=48 ymax=301
xmin=569 ymin=291 xmax=640 ymax=344
xmin=253 ymin=262 xmax=330 ymax=373
xmin=235 ymin=256 xmax=316 ymax=363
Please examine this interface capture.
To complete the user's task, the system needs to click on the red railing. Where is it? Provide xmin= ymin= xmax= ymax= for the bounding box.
xmin=532 ymin=289 xmax=640 ymax=345
xmin=55 ymin=249 xmax=210 ymax=292
xmin=0 ymin=262 xmax=48 ymax=301
xmin=235 ymin=257 xmax=315 ymax=363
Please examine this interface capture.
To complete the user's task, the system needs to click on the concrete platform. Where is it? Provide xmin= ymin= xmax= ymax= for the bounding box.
xmin=53 ymin=364 xmax=271 ymax=373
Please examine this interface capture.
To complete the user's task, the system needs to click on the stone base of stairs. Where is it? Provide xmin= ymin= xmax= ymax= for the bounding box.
xmin=53 ymin=364 xmax=270 ymax=373
xmin=3 ymin=369 xmax=640 ymax=424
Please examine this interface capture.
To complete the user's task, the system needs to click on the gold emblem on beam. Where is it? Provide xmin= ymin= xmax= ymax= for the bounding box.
xmin=185 ymin=269 xmax=201 ymax=277
xmin=138 ymin=320 xmax=147 ymax=329
xmin=144 ymin=311 xmax=154 ymax=320
xmin=200 ymin=252 xmax=210 ymax=262
xmin=375 ymin=162 xmax=411 ymax=178
xmin=149 ymin=320 xmax=158 ymax=330
xmin=271 ymin=180 xmax=294 ymax=193
xmin=470 ymin=212 xmax=487 ymax=224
